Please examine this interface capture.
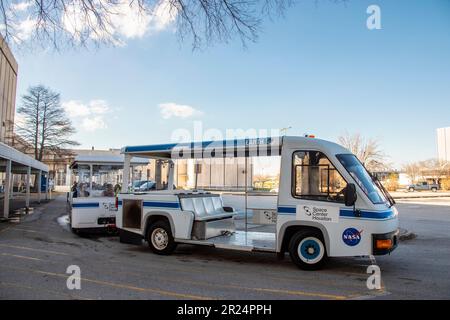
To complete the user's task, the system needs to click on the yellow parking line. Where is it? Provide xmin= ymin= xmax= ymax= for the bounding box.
xmin=0 ymin=282 xmax=92 ymax=300
xmin=4 ymin=265 xmax=212 ymax=300
xmin=183 ymin=280 xmax=347 ymax=300
xmin=1 ymin=251 xmax=351 ymax=300
xmin=242 ymin=287 xmax=347 ymax=300
xmin=1 ymin=252 xmax=44 ymax=261
xmin=0 ymin=244 xmax=68 ymax=256
xmin=119 ymin=261 xmax=362 ymax=297
xmin=108 ymin=267 xmax=348 ymax=300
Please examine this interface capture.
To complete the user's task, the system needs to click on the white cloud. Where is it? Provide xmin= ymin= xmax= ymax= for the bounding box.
xmin=61 ymin=0 xmax=177 ymax=44
xmin=89 ymin=100 xmax=110 ymax=114
xmin=63 ymin=99 xmax=111 ymax=132
xmin=151 ymin=0 xmax=178 ymax=32
xmin=159 ymin=103 xmax=203 ymax=120
xmin=11 ymin=1 xmax=32 ymax=12
xmin=15 ymin=16 xmax=36 ymax=41
xmin=62 ymin=100 xmax=91 ymax=117
xmin=82 ymin=116 xmax=107 ymax=132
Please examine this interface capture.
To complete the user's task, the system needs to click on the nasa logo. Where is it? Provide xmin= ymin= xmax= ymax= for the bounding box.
xmin=342 ymin=228 xmax=363 ymax=246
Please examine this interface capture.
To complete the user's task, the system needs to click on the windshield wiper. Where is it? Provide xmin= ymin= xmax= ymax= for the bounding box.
xmin=371 ymin=173 xmax=396 ymax=208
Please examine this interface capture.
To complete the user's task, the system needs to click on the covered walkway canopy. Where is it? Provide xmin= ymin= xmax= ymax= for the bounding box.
xmin=0 ymin=141 xmax=49 ymax=219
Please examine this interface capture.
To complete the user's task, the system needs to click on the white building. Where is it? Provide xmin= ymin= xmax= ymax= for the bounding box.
xmin=437 ymin=127 xmax=450 ymax=163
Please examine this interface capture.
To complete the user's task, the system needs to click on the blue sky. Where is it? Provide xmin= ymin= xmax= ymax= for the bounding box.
xmin=11 ymin=0 xmax=450 ymax=168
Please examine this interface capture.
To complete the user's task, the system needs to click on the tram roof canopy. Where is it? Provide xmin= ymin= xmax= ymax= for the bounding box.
xmin=121 ymin=137 xmax=283 ymax=159
xmin=121 ymin=136 xmax=350 ymax=160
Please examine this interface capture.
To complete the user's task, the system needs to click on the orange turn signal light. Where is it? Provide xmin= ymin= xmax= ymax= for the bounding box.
xmin=376 ymin=239 xmax=393 ymax=250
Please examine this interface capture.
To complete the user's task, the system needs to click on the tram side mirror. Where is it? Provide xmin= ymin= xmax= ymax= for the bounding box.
xmin=344 ymin=183 xmax=357 ymax=207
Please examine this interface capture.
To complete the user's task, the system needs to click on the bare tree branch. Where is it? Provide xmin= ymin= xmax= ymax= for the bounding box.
xmin=338 ymin=132 xmax=391 ymax=172
xmin=0 ymin=0 xmax=294 ymax=49
xmin=16 ymin=84 xmax=80 ymax=161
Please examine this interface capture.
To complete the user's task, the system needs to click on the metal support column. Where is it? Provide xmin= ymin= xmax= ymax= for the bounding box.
xmin=89 ymin=164 xmax=93 ymax=193
xmin=37 ymin=170 xmax=42 ymax=204
xmin=122 ymin=154 xmax=131 ymax=193
xmin=2 ymin=160 xmax=12 ymax=219
xmin=167 ymin=160 xmax=175 ymax=191
xmin=155 ymin=161 xmax=162 ymax=190
xmin=25 ymin=166 xmax=31 ymax=211
xmin=45 ymin=174 xmax=49 ymax=200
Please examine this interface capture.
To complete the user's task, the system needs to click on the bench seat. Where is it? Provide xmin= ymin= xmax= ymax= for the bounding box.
xmin=179 ymin=193 xmax=236 ymax=240
xmin=179 ymin=194 xmax=237 ymax=222
xmin=194 ymin=212 xmax=235 ymax=221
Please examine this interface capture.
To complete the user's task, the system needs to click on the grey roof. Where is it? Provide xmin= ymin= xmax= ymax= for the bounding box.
xmin=0 ymin=142 xmax=49 ymax=172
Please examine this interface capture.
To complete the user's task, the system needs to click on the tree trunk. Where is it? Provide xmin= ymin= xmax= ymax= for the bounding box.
xmin=38 ymin=103 xmax=48 ymax=162
xmin=34 ymin=93 xmax=40 ymax=160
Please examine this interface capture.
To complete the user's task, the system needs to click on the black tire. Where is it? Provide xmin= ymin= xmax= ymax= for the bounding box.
xmin=147 ymin=220 xmax=177 ymax=255
xmin=289 ymin=229 xmax=328 ymax=271
xmin=409 ymin=187 xmax=415 ymax=192
xmin=431 ymin=188 xmax=437 ymax=192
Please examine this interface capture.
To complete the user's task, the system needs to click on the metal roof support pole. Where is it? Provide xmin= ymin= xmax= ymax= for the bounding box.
xmin=45 ymin=174 xmax=49 ymax=200
xmin=122 ymin=154 xmax=131 ymax=193
xmin=37 ymin=170 xmax=42 ymax=204
xmin=168 ymin=160 xmax=175 ymax=191
xmin=2 ymin=159 xmax=12 ymax=219
xmin=65 ymin=164 xmax=71 ymax=188
xmin=25 ymin=166 xmax=31 ymax=211
xmin=155 ymin=161 xmax=162 ymax=190
xmin=89 ymin=164 xmax=93 ymax=195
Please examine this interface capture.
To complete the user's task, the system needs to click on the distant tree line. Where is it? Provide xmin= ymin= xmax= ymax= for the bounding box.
xmin=403 ymin=159 xmax=450 ymax=187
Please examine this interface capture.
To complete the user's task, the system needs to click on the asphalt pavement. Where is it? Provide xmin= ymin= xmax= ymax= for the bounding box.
xmin=0 ymin=195 xmax=448 ymax=300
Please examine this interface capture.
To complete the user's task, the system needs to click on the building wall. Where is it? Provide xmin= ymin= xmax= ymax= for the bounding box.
xmin=437 ymin=127 xmax=450 ymax=163
xmin=0 ymin=36 xmax=18 ymax=145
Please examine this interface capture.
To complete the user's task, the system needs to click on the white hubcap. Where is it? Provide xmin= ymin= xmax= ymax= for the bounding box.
xmin=298 ymin=237 xmax=325 ymax=265
xmin=151 ymin=228 xmax=169 ymax=250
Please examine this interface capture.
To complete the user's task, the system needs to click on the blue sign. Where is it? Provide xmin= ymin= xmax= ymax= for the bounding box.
xmin=342 ymin=228 xmax=363 ymax=246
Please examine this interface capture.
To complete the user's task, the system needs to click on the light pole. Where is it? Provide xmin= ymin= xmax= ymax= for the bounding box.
xmin=280 ymin=126 xmax=292 ymax=136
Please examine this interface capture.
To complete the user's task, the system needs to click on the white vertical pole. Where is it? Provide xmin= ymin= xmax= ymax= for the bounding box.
xmin=167 ymin=160 xmax=175 ymax=191
xmin=66 ymin=164 xmax=71 ymax=188
xmin=45 ymin=174 xmax=49 ymax=200
xmin=3 ymin=160 xmax=12 ymax=219
xmin=37 ymin=170 xmax=42 ymax=204
xmin=130 ymin=166 xmax=134 ymax=188
xmin=122 ymin=154 xmax=131 ymax=193
xmin=89 ymin=164 xmax=93 ymax=196
xmin=26 ymin=166 xmax=31 ymax=211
